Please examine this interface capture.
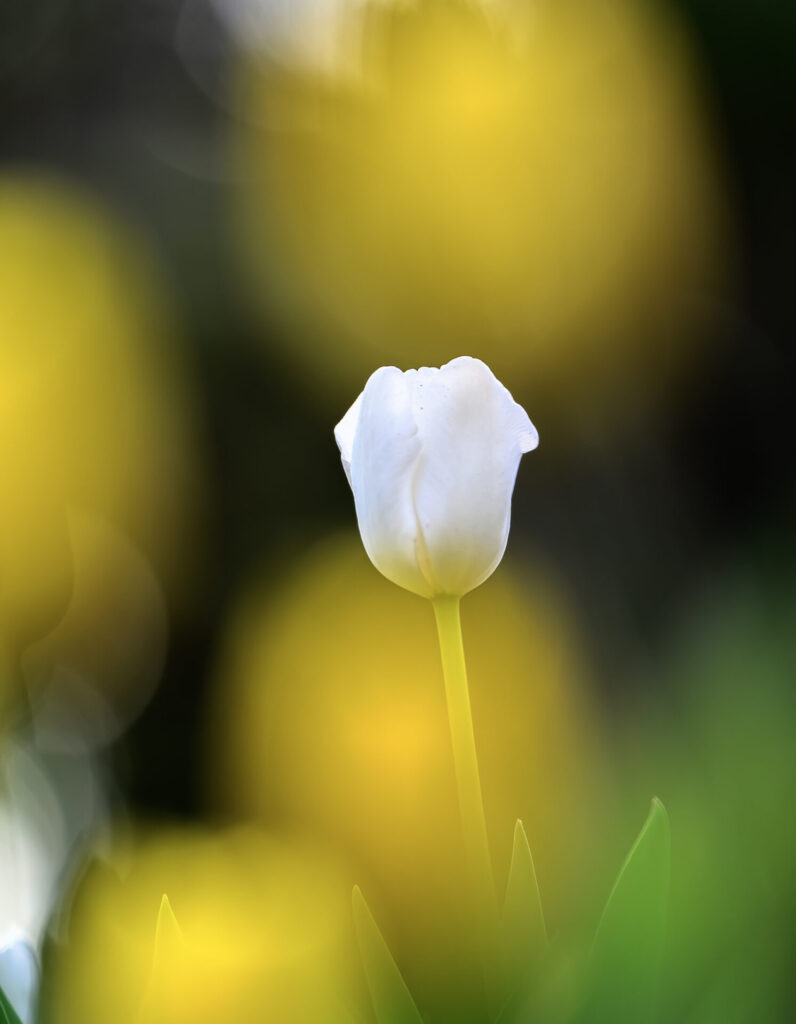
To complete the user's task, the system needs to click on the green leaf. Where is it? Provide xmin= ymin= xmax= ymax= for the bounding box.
xmin=352 ymin=886 xmax=423 ymax=1024
xmin=149 ymin=893 xmax=185 ymax=988
xmin=137 ymin=893 xmax=186 ymax=1020
xmin=498 ymin=820 xmax=549 ymax=1018
xmin=579 ymin=798 xmax=671 ymax=1024
xmin=0 ymin=985 xmax=23 ymax=1024
xmin=154 ymin=894 xmax=184 ymax=958
xmin=503 ymin=819 xmax=548 ymax=963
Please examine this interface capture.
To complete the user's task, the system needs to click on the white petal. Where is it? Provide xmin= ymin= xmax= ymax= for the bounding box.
xmin=334 ymin=391 xmax=363 ymax=489
xmin=516 ymin=407 xmax=539 ymax=453
xmin=349 ymin=367 xmax=433 ymax=597
xmin=410 ymin=356 xmax=533 ymax=596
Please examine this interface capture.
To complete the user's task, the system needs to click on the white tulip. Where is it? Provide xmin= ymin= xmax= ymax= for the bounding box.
xmin=334 ymin=356 xmax=538 ymax=598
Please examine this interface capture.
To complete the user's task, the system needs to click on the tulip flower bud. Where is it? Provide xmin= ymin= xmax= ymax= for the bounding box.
xmin=335 ymin=356 xmax=538 ymax=598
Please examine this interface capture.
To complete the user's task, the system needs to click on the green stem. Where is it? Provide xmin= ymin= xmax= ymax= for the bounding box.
xmin=432 ymin=595 xmax=501 ymax=1010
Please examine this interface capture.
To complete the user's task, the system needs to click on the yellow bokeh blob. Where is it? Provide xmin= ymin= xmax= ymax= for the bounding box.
xmin=207 ymin=533 xmax=612 ymax=1018
xmin=0 ymin=174 xmax=203 ymax=665
xmin=48 ymin=826 xmax=355 ymax=1024
xmin=23 ymin=511 xmax=170 ymax=747
xmin=232 ymin=0 xmax=731 ymax=427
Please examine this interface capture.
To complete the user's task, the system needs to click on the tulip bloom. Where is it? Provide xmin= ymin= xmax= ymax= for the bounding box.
xmin=336 ymin=357 xmax=537 ymax=1013
xmin=334 ymin=356 xmax=538 ymax=599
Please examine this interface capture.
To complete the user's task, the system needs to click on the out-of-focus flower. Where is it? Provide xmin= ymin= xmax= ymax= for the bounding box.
xmin=0 ymin=468 xmax=72 ymax=694
xmin=24 ymin=511 xmax=169 ymax=751
xmin=0 ymin=745 xmax=68 ymax=949
xmin=0 ymin=737 xmax=107 ymax=1024
xmin=335 ymin=357 xmax=537 ymax=598
xmin=48 ymin=827 xmax=357 ymax=1024
xmin=230 ymin=0 xmax=731 ymax=431
xmin=207 ymin=534 xmax=612 ymax=1021
xmin=207 ymin=0 xmax=365 ymax=76
xmin=209 ymin=0 xmax=510 ymax=79
xmin=0 ymin=173 xmax=203 ymax=644
xmin=0 ymin=738 xmax=108 ymax=952
xmin=0 ymin=938 xmax=37 ymax=1024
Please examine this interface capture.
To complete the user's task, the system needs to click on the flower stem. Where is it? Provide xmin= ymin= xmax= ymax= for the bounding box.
xmin=432 ymin=595 xmax=501 ymax=1010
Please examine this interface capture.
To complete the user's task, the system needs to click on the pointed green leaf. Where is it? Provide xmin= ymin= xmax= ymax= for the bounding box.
xmin=503 ymin=819 xmax=548 ymax=959
xmin=352 ymin=886 xmax=423 ymax=1024
xmin=580 ymin=798 xmax=671 ymax=1024
xmin=154 ymin=895 xmax=184 ymax=958
xmin=499 ymin=820 xmax=549 ymax=1015
xmin=0 ymin=986 xmax=23 ymax=1024
xmin=137 ymin=893 xmax=186 ymax=1021
xmin=149 ymin=893 xmax=185 ymax=990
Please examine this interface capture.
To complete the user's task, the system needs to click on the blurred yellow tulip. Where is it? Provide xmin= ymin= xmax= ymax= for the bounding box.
xmin=23 ymin=511 xmax=169 ymax=749
xmin=206 ymin=533 xmax=613 ymax=1019
xmin=0 ymin=174 xmax=203 ymax=648
xmin=0 ymin=466 xmax=72 ymax=691
xmin=48 ymin=826 xmax=356 ymax=1024
xmin=231 ymin=0 xmax=731 ymax=430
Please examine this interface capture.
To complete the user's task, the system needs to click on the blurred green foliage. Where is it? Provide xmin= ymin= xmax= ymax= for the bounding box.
xmin=0 ymin=986 xmax=24 ymax=1024
xmin=617 ymin=536 xmax=796 ymax=1023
